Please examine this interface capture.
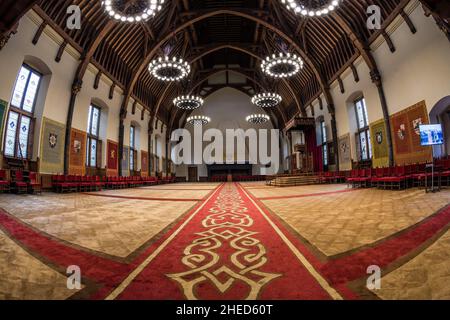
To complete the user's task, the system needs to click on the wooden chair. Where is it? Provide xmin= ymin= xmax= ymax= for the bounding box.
xmin=28 ymin=172 xmax=42 ymax=194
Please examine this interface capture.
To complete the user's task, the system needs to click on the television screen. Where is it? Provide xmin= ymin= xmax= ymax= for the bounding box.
xmin=419 ymin=124 xmax=444 ymax=146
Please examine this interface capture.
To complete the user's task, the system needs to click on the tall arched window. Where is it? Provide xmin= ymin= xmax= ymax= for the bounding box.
xmin=129 ymin=125 xmax=136 ymax=172
xmin=4 ymin=64 xmax=41 ymax=159
xmin=320 ymin=120 xmax=328 ymax=167
xmin=86 ymin=104 xmax=101 ymax=168
xmin=354 ymin=97 xmax=372 ymax=161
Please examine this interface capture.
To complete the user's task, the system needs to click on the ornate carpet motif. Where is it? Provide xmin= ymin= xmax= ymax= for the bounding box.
xmin=167 ymin=185 xmax=281 ymax=300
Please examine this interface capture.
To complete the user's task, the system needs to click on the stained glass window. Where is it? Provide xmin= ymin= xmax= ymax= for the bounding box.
xmin=5 ymin=112 xmax=19 ymax=157
xmin=6 ymin=65 xmax=40 ymax=159
xmin=130 ymin=126 xmax=135 ymax=171
xmin=11 ymin=67 xmax=30 ymax=108
xmin=320 ymin=120 xmax=328 ymax=167
xmin=11 ymin=65 xmax=41 ymax=112
xmin=86 ymin=104 xmax=101 ymax=167
xmin=17 ymin=116 xmax=31 ymax=158
xmin=354 ymin=97 xmax=372 ymax=161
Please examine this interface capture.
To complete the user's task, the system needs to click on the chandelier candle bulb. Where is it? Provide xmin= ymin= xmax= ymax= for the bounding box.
xmin=246 ymin=114 xmax=270 ymax=124
xmin=173 ymin=95 xmax=204 ymax=110
xmin=252 ymin=93 xmax=282 ymax=108
xmin=280 ymin=0 xmax=341 ymax=16
xmin=187 ymin=115 xmax=211 ymax=125
xmin=148 ymin=56 xmax=191 ymax=82
xmin=102 ymin=0 xmax=165 ymax=23
xmin=262 ymin=52 xmax=304 ymax=78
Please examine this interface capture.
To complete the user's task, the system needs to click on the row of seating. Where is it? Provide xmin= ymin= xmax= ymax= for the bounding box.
xmin=0 ymin=170 xmax=42 ymax=194
xmin=320 ymin=160 xmax=450 ymax=190
xmin=51 ymin=175 xmax=175 ymax=193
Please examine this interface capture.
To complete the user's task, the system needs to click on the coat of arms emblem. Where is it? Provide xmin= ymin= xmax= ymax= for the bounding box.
xmin=397 ymin=124 xmax=406 ymax=140
xmin=49 ymin=133 xmax=57 ymax=148
xmin=376 ymin=131 xmax=383 ymax=144
xmin=412 ymin=118 xmax=422 ymax=135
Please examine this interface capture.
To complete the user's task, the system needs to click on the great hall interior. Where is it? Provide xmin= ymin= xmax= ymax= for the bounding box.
xmin=0 ymin=0 xmax=449 ymax=301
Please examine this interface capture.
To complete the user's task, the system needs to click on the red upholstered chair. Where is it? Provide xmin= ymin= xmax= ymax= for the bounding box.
xmin=28 ymin=172 xmax=42 ymax=194
xmin=0 ymin=169 xmax=10 ymax=193
xmin=13 ymin=171 xmax=28 ymax=194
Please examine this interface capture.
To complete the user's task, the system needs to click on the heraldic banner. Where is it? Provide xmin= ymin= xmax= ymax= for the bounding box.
xmin=107 ymin=140 xmax=118 ymax=176
xmin=390 ymin=100 xmax=432 ymax=165
xmin=40 ymin=117 xmax=66 ymax=173
xmin=141 ymin=150 xmax=148 ymax=176
xmin=122 ymin=146 xmax=130 ymax=176
xmin=338 ymin=134 xmax=352 ymax=170
xmin=69 ymin=128 xmax=87 ymax=176
xmin=370 ymin=119 xmax=389 ymax=168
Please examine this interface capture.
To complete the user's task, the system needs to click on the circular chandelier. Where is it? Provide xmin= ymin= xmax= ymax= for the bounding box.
xmin=246 ymin=114 xmax=270 ymax=124
xmin=261 ymin=52 xmax=304 ymax=78
xmin=148 ymin=56 xmax=191 ymax=82
xmin=280 ymin=0 xmax=341 ymax=16
xmin=173 ymin=95 xmax=204 ymax=110
xmin=187 ymin=115 xmax=211 ymax=125
xmin=251 ymin=92 xmax=282 ymax=108
xmin=102 ymin=0 xmax=165 ymax=23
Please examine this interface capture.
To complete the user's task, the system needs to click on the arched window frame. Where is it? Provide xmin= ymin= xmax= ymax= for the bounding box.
xmin=4 ymin=64 xmax=41 ymax=159
xmin=354 ymin=97 xmax=372 ymax=161
xmin=86 ymin=104 xmax=102 ymax=168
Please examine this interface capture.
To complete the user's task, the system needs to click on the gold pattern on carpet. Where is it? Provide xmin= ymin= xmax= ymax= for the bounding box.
xmin=167 ymin=185 xmax=281 ymax=300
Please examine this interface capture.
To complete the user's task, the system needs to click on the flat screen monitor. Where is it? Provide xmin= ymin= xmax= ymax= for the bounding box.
xmin=419 ymin=124 xmax=444 ymax=146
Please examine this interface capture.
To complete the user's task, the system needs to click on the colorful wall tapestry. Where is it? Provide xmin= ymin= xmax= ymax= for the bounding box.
xmin=338 ymin=134 xmax=352 ymax=170
xmin=69 ymin=128 xmax=86 ymax=175
xmin=390 ymin=100 xmax=432 ymax=165
xmin=370 ymin=119 xmax=389 ymax=168
xmin=141 ymin=151 xmax=148 ymax=176
xmin=107 ymin=140 xmax=118 ymax=176
xmin=40 ymin=118 xmax=66 ymax=173
xmin=122 ymin=145 xmax=129 ymax=176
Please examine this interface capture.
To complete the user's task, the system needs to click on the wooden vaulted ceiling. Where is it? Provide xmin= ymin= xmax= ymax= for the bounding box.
xmin=20 ymin=0 xmax=410 ymax=127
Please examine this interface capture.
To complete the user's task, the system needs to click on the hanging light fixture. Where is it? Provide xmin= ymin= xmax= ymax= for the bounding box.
xmin=246 ymin=114 xmax=270 ymax=124
xmin=261 ymin=52 xmax=304 ymax=78
xmin=187 ymin=115 xmax=211 ymax=125
xmin=148 ymin=56 xmax=191 ymax=82
xmin=280 ymin=0 xmax=341 ymax=17
xmin=173 ymin=95 xmax=204 ymax=110
xmin=102 ymin=0 xmax=165 ymax=23
xmin=251 ymin=92 xmax=282 ymax=108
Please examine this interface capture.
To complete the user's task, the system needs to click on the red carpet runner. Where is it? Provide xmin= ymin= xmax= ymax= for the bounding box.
xmin=106 ymin=183 xmax=346 ymax=300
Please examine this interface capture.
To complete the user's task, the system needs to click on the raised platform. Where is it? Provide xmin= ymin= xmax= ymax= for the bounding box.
xmin=267 ymin=174 xmax=320 ymax=187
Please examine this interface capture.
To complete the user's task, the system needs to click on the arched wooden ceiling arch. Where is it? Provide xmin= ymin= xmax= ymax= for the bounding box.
xmin=167 ymin=67 xmax=287 ymax=131
xmin=9 ymin=0 xmax=410 ymax=125
xmin=156 ymin=43 xmax=299 ymax=127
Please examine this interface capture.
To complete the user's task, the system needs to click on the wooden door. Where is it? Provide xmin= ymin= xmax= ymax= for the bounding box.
xmin=188 ymin=166 xmax=198 ymax=182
